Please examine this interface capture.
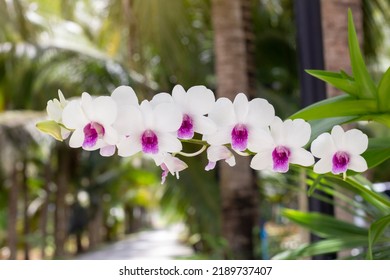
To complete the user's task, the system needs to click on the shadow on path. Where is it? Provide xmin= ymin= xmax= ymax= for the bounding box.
xmin=76 ymin=225 xmax=193 ymax=260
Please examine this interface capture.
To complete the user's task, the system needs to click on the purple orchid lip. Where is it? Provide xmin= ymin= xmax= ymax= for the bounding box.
xmin=83 ymin=122 xmax=105 ymax=148
xmin=272 ymin=146 xmax=291 ymax=173
xmin=141 ymin=129 xmax=159 ymax=154
xmin=178 ymin=114 xmax=194 ymax=139
xmin=231 ymin=124 xmax=249 ymax=151
xmin=332 ymin=151 xmax=350 ymax=174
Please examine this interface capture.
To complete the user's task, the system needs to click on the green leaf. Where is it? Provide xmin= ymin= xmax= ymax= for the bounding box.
xmin=367 ymin=214 xmax=390 ymax=259
xmin=378 ymin=67 xmax=390 ymax=110
xmin=348 ymin=10 xmax=377 ymax=99
xmin=307 ymin=174 xmax=325 ymax=196
xmin=35 ymin=120 xmax=63 ymax=141
xmin=273 ymin=237 xmax=367 ymax=260
xmin=308 ymin=116 xmax=359 ymax=141
xmin=290 ymin=95 xmax=377 ymax=120
xmin=306 ymin=69 xmax=358 ymax=96
xmin=282 ymin=209 xmax=368 ymax=238
xmin=362 ymin=138 xmax=390 ymax=168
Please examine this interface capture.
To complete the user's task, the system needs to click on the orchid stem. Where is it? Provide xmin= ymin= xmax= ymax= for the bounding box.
xmin=177 ymin=145 xmax=207 ymax=157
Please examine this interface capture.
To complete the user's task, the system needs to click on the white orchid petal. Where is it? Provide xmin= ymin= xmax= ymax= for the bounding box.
xmin=111 ymin=86 xmax=138 ymax=107
xmin=285 ymin=119 xmax=311 ymax=147
xmin=154 ymin=103 xmax=182 ymax=132
xmin=62 ymin=100 xmax=88 ymax=129
xmin=164 ymin=154 xmax=188 ymax=174
xmin=270 ymin=117 xmax=284 ymax=144
xmin=100 ymin=145 xmax=116 ymax=157
xmin=311 ymin=133 xmax=336 ymax=158
xmin=331 ymin=125 xmax=345 ymax=149
xmin=103 ymin=126 xmax=118 ymax=145
xmin=172 ymin=85 xmax=187 ymax=109
xmin=349 ymin=155 xmax=368 ymax=172
xmin=247 ymin=128 xmax=274 ymax=152
xmin=158 ymin=133 xmax=182 ymax=153
xmin=187 ymin=86 xmax=215 ymax=115
xmin=69 ymin=128 xmax=84 ymax=148
xmin=233 ymin=93 xmax=249 ymax=123
xmin=208 ymin=97 xmax=235 ymax=127
xmin=290 ymin=147 xmax=314 ymax=167
xmin=81 ymin=92 xmax=94 ymax=120
xmin=114 ymin=105 xmax=143 ymax=135
xmin=58 ymin=89 xmax=67 ymax=105
xmin=207 ymin=145 xmax=232 ymax=162
xmin=225 ymin=155 xmax=236 ymax=166
xmin=91 ymin=96 xmax=117 ymax=126
xmin=247 ymin=98 xmax=275 ymax=128
xmin=250 ymin=150 xmax=273 ymax=171
xmin=206 ymin=126 xmax=232 ymax=146
xmin=313 ymin=157 xmax=333 ymax=174
xmin=150 ymin=92 xmax=174 ymax=108
xmin=344 ymin=129 xmax=368 ymax=155
xmin=205 ymin=161 xmax=217 ymax=171
xmin=117 ymin=136 xmax=142 ymax=157
xmin=193 ymin=115 xmax=217 ymax=135
xmin=46 ymin=99 xmax=62 ymax=122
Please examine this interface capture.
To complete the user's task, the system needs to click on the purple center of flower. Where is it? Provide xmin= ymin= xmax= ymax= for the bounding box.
xmin=231 ymin=124 xmax=248 ymax=151
xmin=272 ymin=146 xmax=291 ymax=173
xmin=83 ymin=122 xmax=105 ymax=148
xmin=141 ymin=129 xmax=159 ymax=154
xmin=178 ymin=114 xmax=194 ymax=139
xmin=332 ymin=151 xmax=350 ymax=174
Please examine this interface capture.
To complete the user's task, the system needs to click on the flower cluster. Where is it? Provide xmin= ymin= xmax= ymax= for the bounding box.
xmin=42 ymin=85 xmax=369 ymax=183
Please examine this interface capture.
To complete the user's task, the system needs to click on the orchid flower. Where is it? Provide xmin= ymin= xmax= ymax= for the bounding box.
xmin=205 ymin=145 xmax=236 ymax=171
xmin=205 ymin=93 xmax=275 ymax=152
xmin=116 ymin=100 xmax=182 ymax=157
xmin=150 ymin=85 xmax=216 ymax=139
xmin=152 ymin=153 xmax=188 ymax=184
xmin=46 ymin=90 xmax=71 ymax=139
xmin=250 ymin=117 xmax=314 ymax=172
xmin=311 ymin=125 xmax=368 ymax=175
xmin=62 ymin=92 xmax=118 ymax=156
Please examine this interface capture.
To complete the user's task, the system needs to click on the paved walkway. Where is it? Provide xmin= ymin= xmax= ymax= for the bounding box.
xmin=76 ymin=226 xmax=193 ymax=260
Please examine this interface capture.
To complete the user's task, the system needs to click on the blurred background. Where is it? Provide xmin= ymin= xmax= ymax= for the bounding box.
xmin=1 ymin=0 xmax=390 ymax=260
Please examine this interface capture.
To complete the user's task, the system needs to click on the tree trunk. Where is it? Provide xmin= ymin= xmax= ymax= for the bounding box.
xmin=87 ymin=197 xmax=104 ymax=249
xmin=22 ymin=160 xmax=29 ymax=260
xmin=54 ymin=146 xmax=70 ymax=258
xmin=320 ymin=0 xmax=363 ymax=258
xmin=40 ymin=160 xmax=52 ymax=259
xmin=212 ymin=0 xmax=258 ymax=259
xmin=7 ymin=161 xmax=21 ymax=259
xmin=321 ymin=0 xmax=363 ymax=97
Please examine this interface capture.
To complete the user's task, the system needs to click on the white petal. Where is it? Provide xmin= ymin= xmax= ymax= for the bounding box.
xmin=114 ymin=104 xmax=143 ymax=135
xmin=285 ymin=119 xmax=311 ymax=147
xmin=313 ymin=157 xmax=333 ymax=174
xmin=80 ymin=92 xmax=94 ymax=120
xmin=206 ymin=126 xmax=232 ymax=146
xmin=247 ymin=98 xmax=275 ymax=128
xmin=247 ymin=127 xmax=274 ymax=152
xmin=100 ymin=145 xmax=116 ymax=157
xmin=193 ymin=115 xmax=217 ymax=135
xmin=233 ymin=93 xmax=249 ymax=123
xmin=187 ymin=86 xmax=215 ymax=115
xmin=117 ymin=135 xmax=142 ymax=157
xmin=290 ymin=147 xmax=314 ymax=167
xmin=58 ymin=89 xmax=67 ymax=105
xmin=164 ymin=154 xmax=188 ymax=174
xmin=150 ymin=92 xmax=174 ymax=108
xmin=344 ymin=129 xmax=368 ymax=155
xmin=331 ymin=125 xmax=345 ymax=149
xmin=172 ymin=85 xmax=187 ymax=109
xmin=91 ymin=96 xmax=117 ymax=126
xmin=311 ymin=133 xmax=336 ymax=158
xmin=208 ymin=97 xmax=235 ymax=127
xmin=69 ymin=128 xmax=84 ymax=148
xmin=270 ymin=117 xmax=285 ymax=144
xmin=205 ymin=161 xmax=217 ymax=171
xmin=62 ymin=100 xmax=88 ymax=129
xmin=225 ymin=155 xmax=236 ymax=166
xmin=207 ymin=145 xmax=232 ymax=162
xmin=250 ymin=150 xmax=273 ymax=170
xmin=140 ymin=100 xmax=155 ymax=128
xmin=111 ymin=86 xmax=138 ymax=107
xmin=103 ymin=126 xmax=118 ymax=145
xmin=158 ymin=133 xmax=182 ymax=153
xmin=46 ymin=99 xmax=62 ymax=122
xmin=154 ymin=103 xmax=182 ymax=132
xmin=348 ymin=155 xmax=368 ymax=172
